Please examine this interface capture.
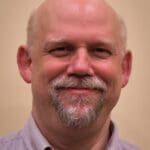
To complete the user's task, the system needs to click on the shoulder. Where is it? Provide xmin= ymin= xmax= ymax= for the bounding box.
xmin=119 ymin=139 xmax=140 ymax=150
xmin=0 ymin=130 xmax=27 ymax=150
xmin=108 ymin=121 xmax=140 ymax=150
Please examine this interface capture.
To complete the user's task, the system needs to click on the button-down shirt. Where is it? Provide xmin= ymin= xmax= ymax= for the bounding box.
xmin=0 ymin=115 xmax=139 ymax=150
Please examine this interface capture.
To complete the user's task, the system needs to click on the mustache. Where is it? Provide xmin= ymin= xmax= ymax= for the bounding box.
xmin=51 ymin=75 xmax=107 ymax=92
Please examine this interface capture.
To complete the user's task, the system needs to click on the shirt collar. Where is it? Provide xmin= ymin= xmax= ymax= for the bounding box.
xmin=106 ymin=121 xmax=122 ymax=150
xmin=22 ymin=114 xmax=52 ymax=150
xmin=22 ymin=115 xmax=121 ymax=150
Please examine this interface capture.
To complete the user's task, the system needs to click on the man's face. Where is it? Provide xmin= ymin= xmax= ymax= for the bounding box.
xmin=18 ymin=0 xmax=131 ymax=128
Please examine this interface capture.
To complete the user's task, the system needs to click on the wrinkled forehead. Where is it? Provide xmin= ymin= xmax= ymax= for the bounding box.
xmin=28 ymin=0 xmax=125 ymax=51
xmin=35 ymin=0 xmax=119 ymax=28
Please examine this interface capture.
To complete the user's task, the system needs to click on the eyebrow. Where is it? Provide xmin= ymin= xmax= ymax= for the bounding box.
xmin=43 ymin=37 xmax=71 ymax=50
xmin=44 ymin=37 xmax=117 ymax=51
xmin=91 ymin=40 xmax=115 ymax=49
xmin=46 ymin=36 xmax=68 ymax=43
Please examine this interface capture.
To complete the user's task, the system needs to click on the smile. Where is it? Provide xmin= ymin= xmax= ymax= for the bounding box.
xmin=57 ymin=87 xmax=99 ymax=95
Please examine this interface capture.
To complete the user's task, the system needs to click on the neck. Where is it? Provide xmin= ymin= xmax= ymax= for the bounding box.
xmin=33 ymin=110 xmax=111 ymax=150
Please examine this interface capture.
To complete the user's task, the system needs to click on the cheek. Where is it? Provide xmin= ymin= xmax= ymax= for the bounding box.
xmin=35 ymin=58 xmax=69 ymax=85
xmin=42 ymin=59 xmax=68 ymax=81
xmin=92 ymin=62 xmax=122 ymax=117
xmin=31 ymin=59 xmax=69 ymax=100
xmin=93 ymin=60 xmax=122 ymax=83
xmin=93 ymin=60 xmax=123 ymax=103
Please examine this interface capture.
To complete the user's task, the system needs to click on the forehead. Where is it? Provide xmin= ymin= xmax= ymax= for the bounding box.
xmin=32 ymin=0 xmax=121 ymax=48
xmin=37 ymin=0 xmax=118 ymax=26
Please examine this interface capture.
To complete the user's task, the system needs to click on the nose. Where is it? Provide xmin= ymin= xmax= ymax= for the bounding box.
xmin=66 ymin=47 xmax=94 ymax=76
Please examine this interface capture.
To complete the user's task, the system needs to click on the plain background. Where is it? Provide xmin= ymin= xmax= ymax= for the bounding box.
xmin=0 ymin=0 xmax=149 ymax=149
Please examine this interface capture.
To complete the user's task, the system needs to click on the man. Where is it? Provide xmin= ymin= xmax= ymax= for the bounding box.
xmin=0 ymin=0 xmax=139 ymax=149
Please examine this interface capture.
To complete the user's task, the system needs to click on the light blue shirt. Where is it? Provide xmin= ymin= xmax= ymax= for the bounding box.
xmin=0 ymin=115 xmax=139 ymax=150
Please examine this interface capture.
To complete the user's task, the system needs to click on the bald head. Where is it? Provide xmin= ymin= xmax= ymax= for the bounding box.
xmin=27 ymin=0 xmax=127 ymax=51
xmin=18 ymin=0 xmax=132 ymax=133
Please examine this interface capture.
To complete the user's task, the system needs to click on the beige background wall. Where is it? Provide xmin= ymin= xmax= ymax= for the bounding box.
xmin=0 ymin=0 xmax=149 ymax=149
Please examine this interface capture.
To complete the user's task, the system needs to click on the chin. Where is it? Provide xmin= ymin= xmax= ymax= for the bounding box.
xmin=55 ymin=102 xmax=102 ymax=128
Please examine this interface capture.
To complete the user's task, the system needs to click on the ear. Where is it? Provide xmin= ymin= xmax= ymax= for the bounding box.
xmin=17 ymin=45 xmax=32 ymax=83
xmin=121 ymin=50 xmax=132 ymax=88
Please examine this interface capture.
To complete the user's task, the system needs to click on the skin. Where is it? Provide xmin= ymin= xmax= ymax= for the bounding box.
xmin=17 ymin=0 xmax=132 ymax=149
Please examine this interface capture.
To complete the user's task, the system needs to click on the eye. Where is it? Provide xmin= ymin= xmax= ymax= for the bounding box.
xmin=92 ymin=47 xmax=112 ymax=58
xmin=48 ymin=46 xmax=71 ymax=57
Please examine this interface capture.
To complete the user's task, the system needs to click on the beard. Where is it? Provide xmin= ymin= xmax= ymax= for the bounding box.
xmin=49 ymin=75 xmax=107 ymax=128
